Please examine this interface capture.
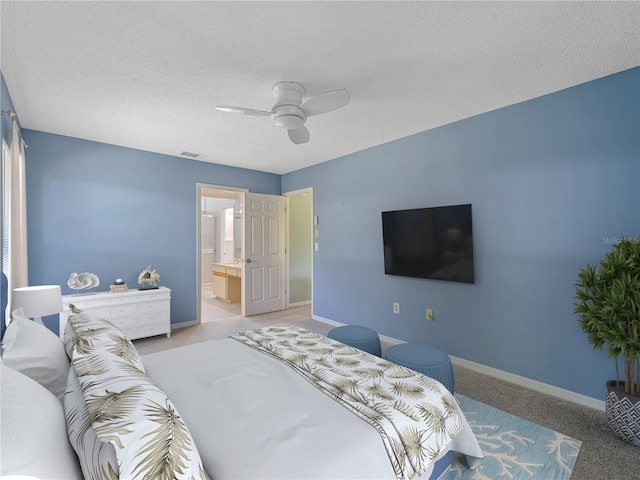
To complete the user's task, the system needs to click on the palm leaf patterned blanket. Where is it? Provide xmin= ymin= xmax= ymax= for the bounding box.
xmin=231 ymin=324 xmax=482 ymax=480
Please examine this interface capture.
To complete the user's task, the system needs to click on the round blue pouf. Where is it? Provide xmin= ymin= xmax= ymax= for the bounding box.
xmin=327 ymin=325 xmax=382 ymax=357
xmin=385 ymin=343 xmax=454 ymax=394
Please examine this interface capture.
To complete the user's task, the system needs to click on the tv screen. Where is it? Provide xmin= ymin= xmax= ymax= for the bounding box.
xmin=382 ymin=204 xmax=474 ymax=283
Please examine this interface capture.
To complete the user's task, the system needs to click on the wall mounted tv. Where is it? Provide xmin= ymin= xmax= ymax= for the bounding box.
xmin=382 ymin=204 xmax=475 ymax=284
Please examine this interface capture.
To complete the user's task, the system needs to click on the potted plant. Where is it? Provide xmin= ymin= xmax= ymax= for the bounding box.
xmin=574 ymin=236 xmax=640 ymax=446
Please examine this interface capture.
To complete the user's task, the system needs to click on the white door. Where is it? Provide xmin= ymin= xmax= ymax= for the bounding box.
xmin=242 ymin=192 xmax=286 ymax=316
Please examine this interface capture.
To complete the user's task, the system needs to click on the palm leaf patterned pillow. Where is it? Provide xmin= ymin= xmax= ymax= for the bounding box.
xmin=67 ymin=312 xmax=206 ymax=480
xmin=65 ymin=366 xmax=119 ymax=480
xmin=67 ymin=307 xmax=145 ymax=372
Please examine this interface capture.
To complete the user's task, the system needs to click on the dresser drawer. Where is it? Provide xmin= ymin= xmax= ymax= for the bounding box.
xmin=139 ymin=291 xmax=169 ymax=302
xmin=109 ymin=316 xmax=135 ymax=330
xmin=108 ymin=295 xmax=134 ymax=305
xmin=137 ymin=311 xmax=168 ymax=326
xmin=109 ymin=304 xmax=136 ymax=317
xmin=67 ymin=298 xmax=102 ymax=310
xmin=136 ymin=322 xmax=170 ymax=339
xmin=77 ymin=307 xmax=108 ymax=318
xmin=137 ymin=300 xmax=168 ymax=315
xmin=121 ymin=327 xmax=137 ymax=339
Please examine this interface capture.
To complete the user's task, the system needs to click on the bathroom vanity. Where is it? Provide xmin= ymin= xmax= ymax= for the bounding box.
xmin=212 ymin=263 xmax=241 ymax=303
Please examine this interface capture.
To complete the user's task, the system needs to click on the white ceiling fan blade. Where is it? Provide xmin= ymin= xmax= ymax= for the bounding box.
xmin=299 ymin=88 xmax=350 ymax=117
xmin=288 ymin=126 xmax=310 ymax=144
xmin=215 ymin=105 xmax=271 ymax=116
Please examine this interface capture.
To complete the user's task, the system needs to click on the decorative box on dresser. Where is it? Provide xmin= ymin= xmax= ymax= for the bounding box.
xmin=59 ymin=286 xmax=171 ymax=340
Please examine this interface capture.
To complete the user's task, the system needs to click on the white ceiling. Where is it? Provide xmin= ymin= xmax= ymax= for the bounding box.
xmin=1 ymin=1 xmax=639 ymax=175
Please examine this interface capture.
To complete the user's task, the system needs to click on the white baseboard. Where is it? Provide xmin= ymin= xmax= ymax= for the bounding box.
xmin=312 ymin=314 xmax=344 ymax=327
xmin=313 ymin=315 xmax=606 ymax=412
xmin=289 ymin=300 xmax=311 ymax=308
xmin=450 ymin=355 xmax=605 ymax=412
xmin=171 ymin=320 xmax=198 ymax=331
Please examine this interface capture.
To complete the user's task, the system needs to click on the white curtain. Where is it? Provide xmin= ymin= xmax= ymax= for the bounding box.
xmin=8 ymin=119 xmax=28 ymax=297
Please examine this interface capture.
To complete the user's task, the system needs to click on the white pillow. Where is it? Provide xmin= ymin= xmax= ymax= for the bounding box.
xmin=1 ymin=308 xmax=70 ymax=402
xmin=0 ymin=363 xmax=83 ymax=479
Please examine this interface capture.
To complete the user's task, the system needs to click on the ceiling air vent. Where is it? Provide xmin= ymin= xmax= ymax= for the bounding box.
xmin=179 ymin=151 xmax=200 ymax=158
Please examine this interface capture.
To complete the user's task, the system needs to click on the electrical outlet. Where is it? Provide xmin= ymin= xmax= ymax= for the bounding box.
xmin=426 ymin=308 xmax=433 ymax=321
xmin=393 ymin=303 xmax=400 ymax=314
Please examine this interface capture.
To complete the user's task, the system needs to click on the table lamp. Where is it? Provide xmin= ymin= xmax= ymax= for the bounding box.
xmin=12 ymin=285 xmax=63 ymax=325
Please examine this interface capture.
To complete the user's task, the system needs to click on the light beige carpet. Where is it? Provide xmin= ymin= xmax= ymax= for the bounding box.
xmin=134 ymin=304 xmax=330 ymax=356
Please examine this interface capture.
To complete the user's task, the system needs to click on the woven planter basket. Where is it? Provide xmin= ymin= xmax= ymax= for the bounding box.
xmin=606 ymin=380 xmax=640 ymax=447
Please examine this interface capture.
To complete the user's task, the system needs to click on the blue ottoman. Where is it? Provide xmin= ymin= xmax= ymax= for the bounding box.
xmin=385 ymin=343 xmax=454 ymax=394
xmin=327 ymin=325 xmax=381 ymax=356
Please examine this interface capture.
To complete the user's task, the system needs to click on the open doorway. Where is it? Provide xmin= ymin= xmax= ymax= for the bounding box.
xmin=284 ymin=188 xmax=313 ymax=311
xmin=197 ymin=184 xmax=246 ymax=323
xmin=197 ymin=184 xmax=313 ymax=324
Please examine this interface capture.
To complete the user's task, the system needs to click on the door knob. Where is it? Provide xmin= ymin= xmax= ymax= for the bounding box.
xmin=246 ymin=258 xmax=251 ymax=263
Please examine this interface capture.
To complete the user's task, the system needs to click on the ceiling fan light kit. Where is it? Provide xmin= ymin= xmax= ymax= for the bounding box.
xmin=215 ymin=81 xmax=350 ymax=144
xmin=272 ymin=105 xmax=306 ymax=129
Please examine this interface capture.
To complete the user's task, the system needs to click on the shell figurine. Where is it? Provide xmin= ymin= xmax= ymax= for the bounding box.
xmin=67 ymin=272 xmax=100 ymax=291
xmin=138 ymin=265 xmax=160 ymax=288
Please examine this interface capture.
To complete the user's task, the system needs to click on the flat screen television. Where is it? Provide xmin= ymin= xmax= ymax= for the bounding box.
xmin=382 ymin=204 xmax=474 ymax=283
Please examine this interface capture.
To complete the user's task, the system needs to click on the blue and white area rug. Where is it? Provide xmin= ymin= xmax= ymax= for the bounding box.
xmin=442 ymin=394 xmax=582 ymax=480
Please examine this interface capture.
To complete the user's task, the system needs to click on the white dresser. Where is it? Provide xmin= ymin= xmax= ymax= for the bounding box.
xmin=60 ymin=287 xmax=171 ymax=340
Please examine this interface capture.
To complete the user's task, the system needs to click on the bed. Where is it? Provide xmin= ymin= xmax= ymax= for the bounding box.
xmin=0 ymin=304 xmax=483 ymax=480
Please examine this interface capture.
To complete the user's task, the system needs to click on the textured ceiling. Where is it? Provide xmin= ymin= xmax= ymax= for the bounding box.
xmin=1 ymin=1 xmax=639 ymax=174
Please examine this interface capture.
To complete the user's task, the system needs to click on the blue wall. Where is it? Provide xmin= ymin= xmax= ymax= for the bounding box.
xmin=282 ymin=68 xmax=640 ymax=401
xmin=5 ymin=68 xmax=639 ymax=401
xmin=22 ymin=131 xmax=280 ymax=331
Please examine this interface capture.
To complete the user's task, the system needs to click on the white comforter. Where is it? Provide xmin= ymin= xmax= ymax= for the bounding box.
xmin=142 ymin=334 xmax=482 ymax=480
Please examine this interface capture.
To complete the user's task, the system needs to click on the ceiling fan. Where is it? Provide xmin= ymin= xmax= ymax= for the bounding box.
xmin=215 ymin=81 xmax=350 ymax=144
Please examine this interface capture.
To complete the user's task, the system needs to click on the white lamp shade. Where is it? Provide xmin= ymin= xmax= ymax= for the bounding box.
xmin=12 ymin=285 xmax=63 ymax=320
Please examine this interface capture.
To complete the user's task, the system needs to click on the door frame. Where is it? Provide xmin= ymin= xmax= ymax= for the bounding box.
xmin=196 ymin=184 xmax=314 ymax=323
xmin=196 ymin=183 xmax=247 ymax=325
